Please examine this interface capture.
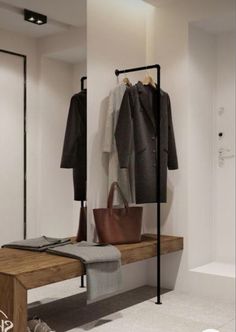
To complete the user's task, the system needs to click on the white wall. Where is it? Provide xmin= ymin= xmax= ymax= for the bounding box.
xmin=87 ymin=0 xmax=152 ymax=290
xmin=0 ymin=28 xmax=39 ymax=239
xmin=0 ymin=27 xmax=87 ymax=241
xmin=145 ymin=0 xmax=235 ymax=299
xmin=37 ymin=31 xmax=87 ymax=237
xmin=37 ymin=27 xmax=86 ymax=64
xmin=214 ymin=31 xmax=235 ymax=264
xmin=188 ymin=25 xmax=216 ymax=269
xmin=146 ymin=0 xmax=191 ymax=293
xmin=0 ymin=53 xmax=24 ymax=245
xmin=37 ymin=57 xmax=76 ymax=237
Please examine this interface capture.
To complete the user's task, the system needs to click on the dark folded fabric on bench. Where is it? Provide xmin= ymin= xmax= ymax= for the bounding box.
xmin=2 ymin=236 xmax=71 ymax=252
xmin=47 ymin=241 xmax=122 ymax=303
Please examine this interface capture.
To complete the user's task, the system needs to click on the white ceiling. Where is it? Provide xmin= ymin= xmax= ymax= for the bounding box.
xmin=0 ymin=0 xmax=86 ymax=38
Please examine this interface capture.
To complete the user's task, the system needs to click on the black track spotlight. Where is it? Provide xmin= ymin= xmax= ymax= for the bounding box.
xmin=24 ymin=9 xmax=47 ymax=25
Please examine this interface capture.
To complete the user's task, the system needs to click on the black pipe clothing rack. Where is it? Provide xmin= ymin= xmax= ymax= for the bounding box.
xmin=115 ymin=64 xmax=162 ymax=304
xmin=81 ymin=76 xmax=87 ymax=91
xmin=80 ymin=75 xmax=87 ymax=288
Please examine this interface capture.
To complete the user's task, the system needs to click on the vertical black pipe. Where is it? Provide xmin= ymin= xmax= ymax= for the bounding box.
xmin=80 ymin=196 xmax=85 ymax=287
xmin=80 ymin=198 xmax=85 ymax=287
xmin=23 ymin=56 xmax=27 ymax=239
xmin=80 ymin=76 xmax=86 ymax=288
xmin=156 ymin=65 xmax=162 ymax=304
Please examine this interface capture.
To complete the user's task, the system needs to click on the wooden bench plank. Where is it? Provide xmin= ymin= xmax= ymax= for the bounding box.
xmin=0 ymin=234 xmax=183 ymax=332
xmin=0 ymin=234 xmax=183 ymax=289
xmin=18 ymin=261 xmax=85 ymax=289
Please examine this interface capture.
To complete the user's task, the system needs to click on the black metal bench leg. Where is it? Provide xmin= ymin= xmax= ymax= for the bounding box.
xmin=80 ymin=275 xmax=85 ymax=288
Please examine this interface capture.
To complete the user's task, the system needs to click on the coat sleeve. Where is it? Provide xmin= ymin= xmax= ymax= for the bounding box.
xmin=167 ymin=94 xmax=178 ymax=170
xmin=60 ymin=96 xmax=81 ymax=168
xmin=115 ymin=89 xmax=133 ymax=168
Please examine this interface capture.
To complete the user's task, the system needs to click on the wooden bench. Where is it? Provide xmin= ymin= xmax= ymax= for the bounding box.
xmin=0 ymin=234 xmax=183 ymax=332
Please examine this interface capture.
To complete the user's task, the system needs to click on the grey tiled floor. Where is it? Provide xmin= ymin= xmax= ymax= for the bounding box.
xmin=28 ymin=281 xmax=235 ymax=332
xmin=220 ymin=320 xmax=235 ymax=332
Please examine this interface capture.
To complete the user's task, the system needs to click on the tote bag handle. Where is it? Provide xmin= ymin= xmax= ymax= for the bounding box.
xmin=107 ymin=182 xmax=129 ymax=212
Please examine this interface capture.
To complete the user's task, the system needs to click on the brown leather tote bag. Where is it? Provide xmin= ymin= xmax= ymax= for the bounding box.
xmin=93 ymin=182 xmax=143 ymax=244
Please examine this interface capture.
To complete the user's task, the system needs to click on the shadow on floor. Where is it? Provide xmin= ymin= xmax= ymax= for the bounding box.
xmin=28 ymin=286 xmax=169 ymax=332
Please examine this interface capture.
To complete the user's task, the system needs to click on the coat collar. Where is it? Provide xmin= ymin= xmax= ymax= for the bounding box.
xmin=136 ymin=81 xmax=158 ymax=130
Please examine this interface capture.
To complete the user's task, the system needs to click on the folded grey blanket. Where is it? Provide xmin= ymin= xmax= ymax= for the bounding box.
xmin=47 ymin=241 xmax=122 ymax=303
xmin=2 ymin=236 xmax=71 ymax=251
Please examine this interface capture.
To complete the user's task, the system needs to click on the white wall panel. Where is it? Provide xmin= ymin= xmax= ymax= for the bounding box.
xmin=0 ymin=52 xmax=24 ymax=245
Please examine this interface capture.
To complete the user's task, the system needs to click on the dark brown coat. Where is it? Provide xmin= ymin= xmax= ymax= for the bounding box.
xmin=61 ymin=90 xmax=87 ymax=201
xmin=115 ymin=82 xmax=178 ymax=203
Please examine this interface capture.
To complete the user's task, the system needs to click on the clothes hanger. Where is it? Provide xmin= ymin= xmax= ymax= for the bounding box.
xmin=122 ymin=70 xmax=132 ymax=87
xmin=142 ymin=68 xmax=156 ymax=88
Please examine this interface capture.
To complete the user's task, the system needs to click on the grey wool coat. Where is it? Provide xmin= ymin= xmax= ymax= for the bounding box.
xmin=103 ymin=84 xmax=135 ymax=204
xmin=115 ymin=82 xmax=178 ymax=204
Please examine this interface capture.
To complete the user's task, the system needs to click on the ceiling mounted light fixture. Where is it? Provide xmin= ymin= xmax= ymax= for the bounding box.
xmin=24 ymin=9 xmax=47 ymax=25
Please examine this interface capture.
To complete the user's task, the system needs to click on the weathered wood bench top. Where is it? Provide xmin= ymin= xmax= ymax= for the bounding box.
xmin=0 ymin=234 xmax=183 ymax=332
xmin=0 ymin=234 xmax=183 ymax=288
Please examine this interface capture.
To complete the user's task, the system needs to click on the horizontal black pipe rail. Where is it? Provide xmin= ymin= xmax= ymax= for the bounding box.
xmin=115 ymin=64 xmax=160 ymax=77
